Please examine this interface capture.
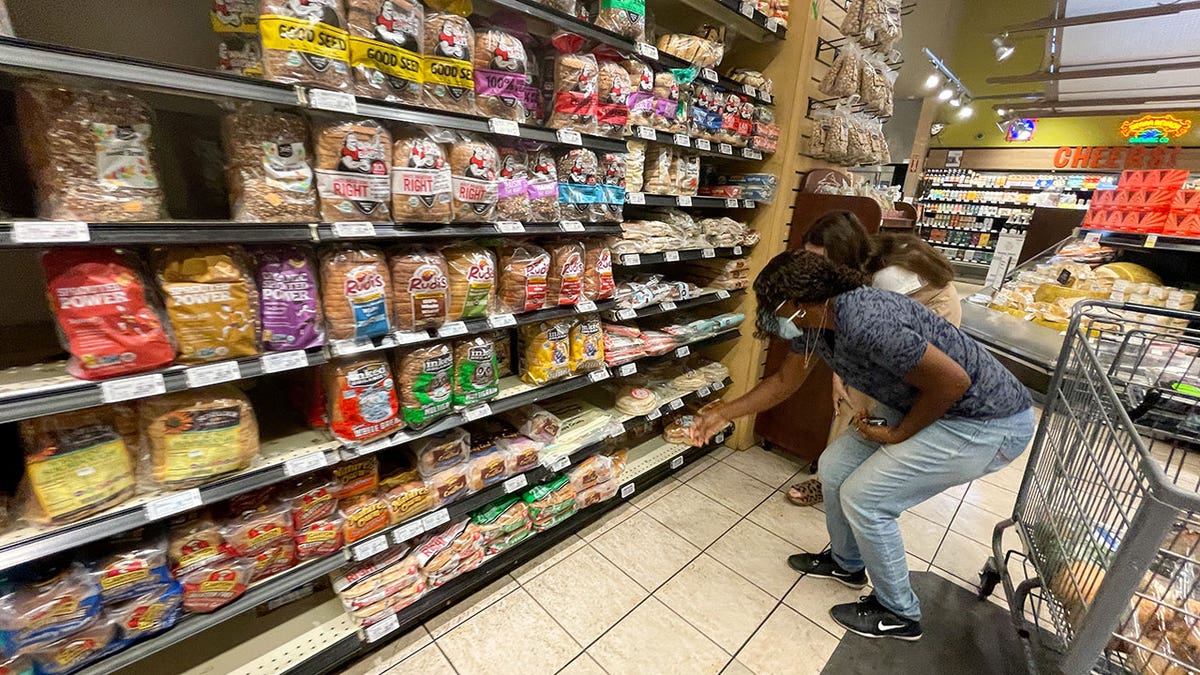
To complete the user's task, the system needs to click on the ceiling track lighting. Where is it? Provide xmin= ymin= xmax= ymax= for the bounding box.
xmin=922 ymin=48 xmax=973 ymax=116
xmin=991 ymin=33 xmax=1015 ymax=61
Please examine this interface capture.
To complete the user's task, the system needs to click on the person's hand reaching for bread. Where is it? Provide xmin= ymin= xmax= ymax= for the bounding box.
xmin=689 ymin=408 xmax=730 ymax=447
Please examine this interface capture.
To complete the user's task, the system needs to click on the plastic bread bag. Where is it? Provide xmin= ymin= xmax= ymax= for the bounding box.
xmin=320 ymin=244 xmax=393 ymax=342
xmin=567 ymin=454 xmax=614 ymax=492
xmin=522 ymin=475 xmax=576 ymax=530
xmin=220 ymin=103 xmax=317 ymax=222
xmin=382 ymin=479 xmax=433 ymax=524
xmin=598 ymin=152 xmax=627 ymax=221
xmin=86 ymin=536 xmax=173 ymax=604
xmin=582 ymin=239 xmax=615 ymax=301
xmin=338 ymin=550 xmax=424 ymax=610
xmin=331 ymin=545 xmax=417 ymax=598
xmin=107 ymin=580 xmax=183 ymax=643
xmin=222 ymin=503 xmax=295 ymax=556
xmin=258 ymin=0 xmax=350 ymax=90
xmin=491 ymin=328 xmax=514 ymax=377
xmin=217 ymin=33 xmax=263 ymax=77
xmin=252 ymin=244 xmax=325 ymax=351
xmin=389 ymin=246 xmax=450 ymax=332
xmin=546 ymin=240 xmax=586 ymax=305
xmin=595 ymin=0 xmax=645 ymax=40
xmin=496 ymin=435 xmax=541 ymax=473
xmin=16 ymin=81 xmax=168 ymax=221
xmin=474 ymin=27 xmax=530 ymax=122
xmin=501 ymin=405 xmax=561 ymax=445
xmin=332 ymin=455 xmax=380 ymax=499
xmin=281 ymin=473 xmax=341 ymax=530
xmin=416 ymin=519 xmax=484 ymax=587
xmin=650 ymin=70 xmax=681 ymax=133
xmin=247 ymin=540 xmax=298 ymax=582
xmin=427 ymin=463 xmax=472 ymax=505
xmin=527 ymin=147 xmax=562 ymax=222
xmin=138 ymin=385 xmax=260 ymax=489
xmin=16 ymin=406 xmax=139 ymax=526
xmin=656 ymin=27 xmax=724 ymax=67
xmin=179 ymin=557 xmax=254 ymax=612
xmin=339 ymin=493 xmax=391 ymax=544
xmin=466 ymin=447 xmax=509 ymax=491
xmin=623 ymin=140 xmax=645 ymax=194
xmin=26 ymin=618 xmax=116 ymax=675
xmin=623 ymin=59 xmax=654 ymax=129
xmin=642 ymin=143 xmax=674 ymax=195
xmin=443 ymin=244 xmax=497 ymax=320
xmin=496 ymin=146 xmax=533 ymax=222
xmin=423 ymin=11 xmax=475 ymax=113
xmin=412 ymin=427 xmax=470 ymax=476
xmin=0 ymin=564 xmax=103 ymax=654
xmin=453 ymin=336 xmax=499 ymax=408
xmin=518 ymin=320 xmax=572 ymax=384
xmin=819 ymin=41 xmax=862 ymax=98
xmin=155 ymin=245 xmax=259 ymax=363
xmin=448 ymin=134 xmax=499 ymax=222
xmin=324 ymin=356 xmax=404 ymax=443
xmin=557 ymin=148 xmax=604 ymax=222
xmin=395 ymin=343 xmax=454 ymax=428
xmin=347 ymin=0 xmax=424 ymax=103
xmin=471 ymin=496 xmax=530 ymax=551
xmin=595 ymin=58 xmax=631 ymax=139
xmin=313 ymin=118 xmax=393 ymax=222
xmin=497 ymin=241 xmax=550 ymax=313
xmin=391 ymin=126 xmax=454 ymax=223
xmin=570 ymin=314 xmax=605 ymax=373
xmin=548 ymin=50 xmax=599 ymax=134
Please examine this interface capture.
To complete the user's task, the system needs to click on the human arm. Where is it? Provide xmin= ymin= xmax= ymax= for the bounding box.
xmin=855 ymin=343 xmax=970 ymax=444
xmin=831 ymin=372 xmax=849 ymax=411
xmin=690 ymin=349 xmax=813 ymax=446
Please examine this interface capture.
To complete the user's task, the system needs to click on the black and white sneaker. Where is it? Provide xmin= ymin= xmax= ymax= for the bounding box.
xmin=787 ymin=550 xmax=868 ymax=588
xmin=830 ymin=595 xmax=923 ymax=641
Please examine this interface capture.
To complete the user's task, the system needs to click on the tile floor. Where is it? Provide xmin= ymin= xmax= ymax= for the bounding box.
xmin=343 ymin=443 xmax=1029 ymax=675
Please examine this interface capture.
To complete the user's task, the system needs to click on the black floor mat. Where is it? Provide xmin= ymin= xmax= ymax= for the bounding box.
xmin=821 ymin=572 xmax=1054 ymax=675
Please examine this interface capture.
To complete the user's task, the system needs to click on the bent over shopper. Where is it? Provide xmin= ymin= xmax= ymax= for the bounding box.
xmin=691 ymin=251 xmax=1034 ymax=640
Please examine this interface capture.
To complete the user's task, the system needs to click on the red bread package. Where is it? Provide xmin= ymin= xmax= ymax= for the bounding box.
xmin=223 ymin=505 xmax=295 ymax=556
xmin=295 ymin=517 xmax=344 ymax=560
xmin=179 ymin=560 xmax=252 ymax=612
xmin=282 ymin=474 xmax=341 ymax=529
xmin=324 ymin=356 xmax=403 ymax=443
xmin=42 ymin=248 xmax=176 ymax=380
xmin=248 ymin=541 xmax=297 ymax=582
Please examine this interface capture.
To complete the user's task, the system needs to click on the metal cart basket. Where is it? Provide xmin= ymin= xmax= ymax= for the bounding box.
xmin=979 ymin=299 xmax=1200 ymax=675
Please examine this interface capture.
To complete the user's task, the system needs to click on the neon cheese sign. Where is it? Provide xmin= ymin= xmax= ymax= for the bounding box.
xmin=1119 ymin=114 xmax=1192 ymax=145
xmin=1052 ymin=145 xmax=1181 ymax=169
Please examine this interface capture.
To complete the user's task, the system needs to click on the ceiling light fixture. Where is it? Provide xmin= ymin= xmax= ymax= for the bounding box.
xmin=996 ymin=107 xmax=1007 ymax=117
xmin=949 ymin=95 xmax=963 ymax=108
xmin=957 ymin=106 xmax=974 ymax=119
xmin=992 ymin=33 xmax=1015 ymax=61
xmin=937 ymin=87 xmax=955 ymax=101
xmin=923 ymin=72 xmax=942 ymax=90
xmin=923 ymin=48 xmax=973 ymax=109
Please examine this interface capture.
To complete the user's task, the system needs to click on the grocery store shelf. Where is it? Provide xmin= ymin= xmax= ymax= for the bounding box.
xmin=628 ymin=193 xmax=760 ymax=209
xmin=630 ymin=127 xmax=768 ymax=159
xmin=617 ymin=245 xmax=749 ymax=266
xmin=921 ymin=224 xmax=1000 ymax=233
xmin=922 ymin=198 xmax=1037 ymax=208
xmin=0 ymin=347 xmax=326 ymax=425
xmin=316 ymin=222 xmax=622 ymax=242
xmin=1079 ymin=229 xmax=1200 ymax=253
xmin=927 ymin=241 xmax=996 ymax=252
xmin=673 ymin=0 xmax=786 ymax=41
xmin=602 ymin=290 xmax=743 ymax=321
xmin=927 ymin=183 xmax=1096 ymax=193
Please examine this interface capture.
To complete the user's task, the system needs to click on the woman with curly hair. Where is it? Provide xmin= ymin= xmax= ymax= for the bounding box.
xmin=690 ymin=251 xmax=1033 ymax=641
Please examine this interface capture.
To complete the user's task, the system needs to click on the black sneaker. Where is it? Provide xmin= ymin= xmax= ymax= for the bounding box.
xmin=787 ymin=550 xmax=868 ymax=588
xmin=830 ymin=595 xmax=923 ymax=641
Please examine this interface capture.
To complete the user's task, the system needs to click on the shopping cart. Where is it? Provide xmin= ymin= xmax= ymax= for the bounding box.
xmin=978 ymin=299 xmax=1200 ymax=675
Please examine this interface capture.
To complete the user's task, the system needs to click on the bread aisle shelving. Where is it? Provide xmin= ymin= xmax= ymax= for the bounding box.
xmin=0 ymin=0 xmax=803 ymax=670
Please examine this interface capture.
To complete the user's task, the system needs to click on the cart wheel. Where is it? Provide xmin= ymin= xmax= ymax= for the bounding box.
xmin=978 ymin=557 xmax=1001 ymax=601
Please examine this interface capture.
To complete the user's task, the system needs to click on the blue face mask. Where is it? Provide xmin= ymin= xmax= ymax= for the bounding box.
xmin=773 ymin=301 xmax=806 ymax=341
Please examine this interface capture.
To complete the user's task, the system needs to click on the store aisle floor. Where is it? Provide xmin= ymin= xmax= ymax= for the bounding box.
xmin=343 ymin=443 xmax=1029 ymax=675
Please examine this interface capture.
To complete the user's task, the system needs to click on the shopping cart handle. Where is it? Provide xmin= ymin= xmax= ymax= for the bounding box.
xmin=1126 ymin=387 xmax=1161 ymax=422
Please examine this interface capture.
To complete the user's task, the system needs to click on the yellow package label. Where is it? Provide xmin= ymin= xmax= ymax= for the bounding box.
xmin=210 ymin=2 xmax=258 ymax=33
xmin=26 ymin=439 xmax=134 ymax=520
xmin=162 ymin=280 xmax=257 ymax=361
xmin=422 ymin=56 xmax=473 ymax=89
xmin=161 ymin=406 xmax=243 ymax=482
xmin=348 ymin=36 xmax=422 ymax=83
xmin=259 ymin=14 xmax=349 ymax=62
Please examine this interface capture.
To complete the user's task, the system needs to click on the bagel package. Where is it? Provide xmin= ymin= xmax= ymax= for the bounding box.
xmin=347 ymin=0 xmax=424 ymax=103
xmin=321 ymin=245 xmax=393 ymax=341
xmin=423 ymin=12 xmax=475 ymax=113
xmin=220 ymin=103 xmax=318 ymax=222
xmin=391 ymin=128 xmax=454 ymax=223
xmin=389 ymin=246 xmax=449 ymax=332
xmin=448 ymin=135 xmax=499 ymax=222
xmin=474 ymin=28 xmax=530 ymax=122
xmin=138 ymin=385 xmax=260 ymax=488
xmin=395 ymin=343 xmax=453 ymax=429
xmin=314 ymin=118 xmax=392 ymax=221
xmin=325 ymin=356 xmax=404 ymax=442
xmin=156 ymin=246 xmax=259 ymax=363
xmin=253 ymin=244 xmax=325 ymax=351
xmin=259 ymin=0 xmax=351 ymax=90
xmin=444 ymin=244 xmax=496 ymax=320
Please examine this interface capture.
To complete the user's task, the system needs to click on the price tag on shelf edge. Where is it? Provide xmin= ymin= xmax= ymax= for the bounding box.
xmin=588 ymin=368 xmax=611 ymax=383
xmin=622 ymin=253 xmax=641 ymax=266
xmin=495 ymin=221 xmax=525 ymax=234
xmin=144 ymin=489 xmax=203 ymax=521
xmin=675 ymin=345 xmax=691 ymax=357
xmin=576 ymin=299 xmax=597 ymax=313
xmin=101 ymin=373 xmax=166 ymax=404
xmin=646 ymin=408 xmax=662 ymax=420
xmin=184 ymin=361 xmax=242 ymax=389
xmin=488 ymin=119 xmax=521 ymax=136
xmin=695 ymin=138 xmax=712 ymax=151
xmin=1145 ymin=234 xmax=1159 ymax=248
xmin=616 ymin=308 xmax=637 ymax=320
xmin=283 ymin=451 xmax=329 ymax=477
xmin=620 ymin=483 xmax=636 ymax=499
xmin=364 ymin=613 xmax=400 ymax=643
xmin=739 ymin=1 xmax=755 ymax=16
xmin=302 ymin=88 xmax=358 ymax=114
xmin=503 ymin=474 xmax=529 ymax=493
xmin=725 ymin=198 xmax=739 ymax=208
xmin=742 ymin=84 xmax=758 ymax=97
xmin=762 ymin=92 xmax=773 ymax=104
xmin=12 ymin=221 xmax=90 ymax=244
xmin=716 ymin=290 xmax=731 ymax=299
xmin=670 ymin=456 xmax=684 ymax=470
xmin=673 ymin=133 xmax=691 ymax=148
xmin=743 ymin=200 xmax=756 ymax=209
xmin=1083 ymin=231 xmax=1102 ymax=244
xmin=677 ymin=195 xmax=692 ymax=207
xmin=393 ymin=331 xmax=429 ymax=345
xmin=547 ymin=455 xmax=570 ymax=472
xmin=701 ymin=68 xmax=718 ymax=82
xmin=487 ymin=313 xmax=517 ymax=328
xmin=330 ymin=222 xmax=376 ymax=238
xmin=438 ymin=321 xmax=468 ymax=337
xmin=556 ymin=129 xmax=583 ymax=145
xmin=702 ymin=248 xmax=716 ymax=258
xmin=665 ymin=251 xmax=680 ymax=262
xmin=561 ymin=220 xmax=585 ymax=232
xmin=462 ymin=402 xmax=493 ymax=422
xmin=392 ymin=519 xmax=426 ymax=545
xmin=634 ymin=42 xmax=659 ymax=60
xmin=719 ymin=143 xmax=733 ymax=155
xmin=636 ymin=126 xmax=657 ymax=141
xmin=742 ymin=148 xmax=762 ymax=160
xmin=618 ymin=362 xmax=637 ymax=376
xmin=715 ymin=433 xmax=725 ymax=444
xmin=669 ymin=398 xmax=684 ymax=410
xmin=698 ymin=385 xmax=711 ymax=397
xmin=422 ymin=508 xmax=450 ymax=531
xmin=660 ymin=300 xmax=677 ymax=312
xmin=713 ymin=380 xmax=724 ymax=390
xmin=261 ymin=350 xmax=309 ymax=373
xmin=765 ymin=17 xmax=779 ymax=31
xmin=626 ymin=192 xmax=646 ymax=205
xmin=734 ymin=245 xmax=744 ymax=255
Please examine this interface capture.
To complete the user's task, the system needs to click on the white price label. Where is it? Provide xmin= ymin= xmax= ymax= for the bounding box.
xmin=556 ymin=129 xmax=583 ymax=145
xmin=762 ymin=92 xmax=773 ymax=104
xmin=702 ymin=248 xmax=716 ymax=258
xmin=635 ymin=42 xmax=659 ymax=60
xmin=462 ymin=403 xmax=493 ymax=421
xmin=588 ymin=368 xmax=611 ymax=383
xmin=1145 ymin=234 xmax=1159 ymax=248
xmin=626 ymin=192 xmax=646 ymax=205
xmin=12 ymin=221 xmax=90 ymax=243
xmin=144 ymin=489 xmax=202 ymax=521
xmin=283 ymin=451 xmax=329 ymax=477
xmin=616 ymin=308 xmax=637 ymax=320
xmin=647 ymin=408 xmax=662 ymax=420
xmin=438 ymin=321 xmax=468 ymax=337
xmin=675 ymin=345 xmax=691 ymax=357
xmin=495 ymin=220 xmax=525 ymax=233
xmin=489 ymin=119 xmax=521 ymax=136
xmin=548 ymin=455 xmax=570 ymax=472
xmin=622 ymin=254 xmax=641 ymax=265
xmin=742 ymin=84 xmax=758 ymax=97
xmin=739 ymin=1 xmax=755 ymax=16
xmin=698 ymin=385 xmax=711 ymax=397
xmin=422 ymin=508 xmax=450 ymax=531
xmin=695 ymin=138 xmax=712 ymax=151
xmin=765 ymin=17 xmax=779 ymax=31
xmin=670 ymin=456 xmax=684 ymax=469
xmin=742 ymin=148 xmax=762 ymax=160
xmin=716 ymin=290 xmax=731 ymax=299
xmin=743 ymin=200 xmax=756 ymax=209
xmin=725 ymin=198 xmax=739 ymax=208
xmin=669 ymin=398 xmax=684 ymax=410
xmin=487 ymin=313 xmax=516 ymax=328
xmin=393 ymin=520 xmax=426 ymax=544
xmin=503 ymin=474 xmax=529 ymax=493
xmin=665 ymin=251 xmax=680 ymax=262
xmin=561 ymin=220 xmax=585 ymax=232
xmin=331 ymin=221 xmax=376 ymax=238
xmin=677 ymin=196 xmax=693 ymax=207
xmin=393 ymin=331 xmax=429 ymax=345
xmin=660 ymin=300 xmax=677 ymax=311
xmin=715 ymin=433 xmax=725 ymax=444
xmin=185 ymin=361 xmax=242 ymax=388
xmin=576 ymin=299 xmax=597 ymax=312
xmin=636 ymin=126 xmax=657 ymax=141
xmin=719 ymin=143 xmax=733 ymax=155
xmin=607 ymin=421 xmax=627 ymax=438
xmin=618 ymin=363 xmax=637 ymax=376
xmin=620 ymin=483 xmax=636 ymax=499
xmin=733 ymin=245 xmax=744 ymax=255
xmin=101 ymin=373 xmax=166 ymax=404
xmin=701 ymin=68 xmax=718 ymax=82
xmin=357 ymin=436 xmax=393 ymax=455
xmin=261 ymin=350 xmax=309 ymax=373
xmin=304 ymin=88 xmax=358 ymax=114
xmin=1083 ymin=231 xmax=1101 ymax=244
xmin=673 ymin=134 xmax=691 ymax=147
xmin=364 ymin=613 xmax=400 ymax=643
xmin=712 ymin=380 xmax=724 ymax=390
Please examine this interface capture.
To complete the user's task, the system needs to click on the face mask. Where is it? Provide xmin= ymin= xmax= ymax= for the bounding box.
xmin=773 ymin=301 xmax=806 ymax=341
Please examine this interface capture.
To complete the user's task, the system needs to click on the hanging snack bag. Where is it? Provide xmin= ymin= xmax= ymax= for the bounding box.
xmin=557 ymin=148 xmax=603 ymax=222
xmin=497 ymin=242 xmax=550 ymax=313
xmin=325 ymin=356 xmax=403 ymax=443
xmin=518 ymin=319 xmax=572 ymax=384
xmin=452 ymin=336 xmax=499 ymax=408
xmin=443 ymin=244 xmax=496 ymax=320
xmin=253 ymin=244 xmax=325 ymax=351
xmin=320 ymin=245 xmax=393 ymax=341
xmin=423 ymin=12 xmax=475 ymax=113
xmin=314 ymin=118 xmax=392 ymax=221
xmin=545 ymin=241 xmax=585 ymax=306
xmin=392 ymin=128 xmax=453 ymax=223
xmin=220 ymin=104 xmax=318 ymax=221
xmin=448 ymin=135 xmax=499 ymax=222
xmin=527 ymin=147 xmax=561 ymax=222
xmin=42 ymin=248 xmax=176 ymax=380
xmin=347 ymin=0 xmax=424 ymax=103
xmin=139 ymin=385 xmax=260 ymax=488
xmin=259 ymin=0 xmax=351 ymax=90
xmin=395 ymin=343 xmax=453 ymax=429
xmin=548 ymin=51 xmax=598 ymax=134
xmin=16 ymin=82 xmax=167 ymax=221
xmin=569 ymin=314 xmax=604 ymax=373
xmin=474 ymin=28 xmax=530 ymax=122
xmin=595 ymin=59 xmax=631 ymax=138
xmin=389 ymin=246 xmax=449 ymax=332
xmin=496 ymin=146 xmax=532 ymax=222
xmin=582 ymin=239 xmax=615 ymax=301
xmin=156 ymin=246 xmax=259 ymax=363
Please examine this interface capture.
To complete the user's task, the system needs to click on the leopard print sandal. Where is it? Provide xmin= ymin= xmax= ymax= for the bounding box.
xmin=787 ymin=478 xmax=823 ymax=506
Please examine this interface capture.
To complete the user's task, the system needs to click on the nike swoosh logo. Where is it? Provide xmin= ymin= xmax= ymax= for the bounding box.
xmin=877 ymin=621 xmax=908 ymax=632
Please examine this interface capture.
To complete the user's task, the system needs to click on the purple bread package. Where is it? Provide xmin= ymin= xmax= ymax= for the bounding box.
xmin=254 ymin=244 xmax=325 ymax=351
